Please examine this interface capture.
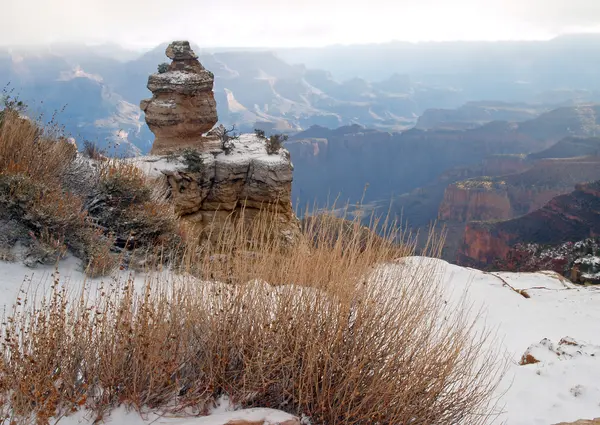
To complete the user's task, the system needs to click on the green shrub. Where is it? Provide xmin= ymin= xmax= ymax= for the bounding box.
xmin=157 ymin=62 xmax=169 ymax=74
xmin=181 ymin=148 xmax=205 ymax=173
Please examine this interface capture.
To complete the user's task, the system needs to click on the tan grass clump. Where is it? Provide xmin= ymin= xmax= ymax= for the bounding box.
xmin=0 ymin=212 xmax=503 ymax=425
xmin=0 ymin=110 xmax=76 ymax=184
xmin=0 ymin=110 xmax=183 ymax=275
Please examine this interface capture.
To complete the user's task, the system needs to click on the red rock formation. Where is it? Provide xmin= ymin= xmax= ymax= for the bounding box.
xmin=438 ymin=182 xmax=513 ymax=222
xmin=460 ymin=223 xmax=512 ymax=266
xmin=458 ymin=181 xmax=600 ymax=268
xmin=140 ymin=41 xmax=218 ymax=155
xmin=440 ymin=157 xmax=600 ymax=225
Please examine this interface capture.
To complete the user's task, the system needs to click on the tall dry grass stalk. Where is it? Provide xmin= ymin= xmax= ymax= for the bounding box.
xmin=0 ymin=208 xmax=503 ymax=425
xmin=0 ymin=111 xmax=75 ymax=184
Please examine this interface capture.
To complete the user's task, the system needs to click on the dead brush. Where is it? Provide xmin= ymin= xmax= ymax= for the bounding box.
xmin=0 ymin=204 xmax=504 ymax=425
xmin=0 ymin=110 xmax=76 ymax=184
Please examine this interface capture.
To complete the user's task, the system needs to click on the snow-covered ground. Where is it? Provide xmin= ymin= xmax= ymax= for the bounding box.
xmin=405 ymin=257 xmax=600 ymax=425
xmin=60 ymin=397 xmax=299 ymax=425
xmin=0 ymin=256 xmax=599 ymax=425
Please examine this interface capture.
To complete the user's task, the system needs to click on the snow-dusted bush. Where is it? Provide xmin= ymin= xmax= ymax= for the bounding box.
xmin=266 ymin=133 xmax=288 ymax=155
xmin=0 ymin=211 xmax=502 ymax=425
xmin=0 ymin=108 xmax=182 ymax=274
xmin=157 ymin=62 xmax=169 ymax=74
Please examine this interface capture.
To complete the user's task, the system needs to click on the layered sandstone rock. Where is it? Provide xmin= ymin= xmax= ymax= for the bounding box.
xmin=458 ymin=181 xmax=600 ymax=268
xmin=440 ymin=157 xmax=600 ymax=264
xmin=133 ymin=134 xmax=299 ymax=243
xmin=438 ymin=180 xmax=513 ymax=222
xmin=140 ymin=41 xmax=218 ymax=154
xmin=554 ymin=419 xmax=600 ymax=425
xmin=438 ymin=181 xmax=565 ymax=223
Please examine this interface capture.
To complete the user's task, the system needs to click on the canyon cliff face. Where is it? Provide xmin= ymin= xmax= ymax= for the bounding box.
xmin=288 ymin=107 xmax=600 ymax=211
xmin=137 ymin=41 xmax=299 ymax=242
xmin=140 ymin=41 xmax=219 ymax=155
xmin=458 ymin=181 xmax=600 ymax=268
xmin=438 ymin=181 xmax=513 ymax=222
xmin=437 ymin=154 xmax=600 ymax=263
xmin=481 ymin=154 xmax=529 ymax=176
xmin=439 ymin=157 xmax=600 ymax=225
xmin=438 ymin=181 xmax=566 ymax=223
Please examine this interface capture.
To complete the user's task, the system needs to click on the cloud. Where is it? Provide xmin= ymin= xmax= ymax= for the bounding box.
xmin=1 ymin=0 xmax=600 ymax=47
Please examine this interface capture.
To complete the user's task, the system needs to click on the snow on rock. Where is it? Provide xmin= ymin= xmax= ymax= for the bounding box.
xmin=129 ymin=133 xmax=299 ymax=244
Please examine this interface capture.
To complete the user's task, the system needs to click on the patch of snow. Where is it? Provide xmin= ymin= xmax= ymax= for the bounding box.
xmin=129 ymin=133 xmax=290 ymax=178
xmin=59 ymin=406 xmax=297 ymax=425
xmin=154 ymin=71 xmax=211 ymax=86
xmin=387 ymin=257 xmax=600 ymax=425
xmin=153 ymin=99 xmax=177 ymax=109
xmin=575 ymin=256 xmax=600 ymax=267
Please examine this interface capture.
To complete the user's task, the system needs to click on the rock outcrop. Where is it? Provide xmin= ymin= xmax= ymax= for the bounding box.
xmin=136 ymin=41 xmax=299 ymax=243
xmin=440 ymin=157 xmax=600 ymax=223
xmin=141 ymin=41 xmax=218 ymax=155
xmin=438 ymin=179 xmax=513 ymax=222
xmin=134 ymin=133 xmax=299 ymax=243
xmin=458 ymin=181 xmax=600 ymax=268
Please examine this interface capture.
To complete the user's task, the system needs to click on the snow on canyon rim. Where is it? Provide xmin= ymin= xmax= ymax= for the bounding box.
xmin=0 ymin=255 xmax=599 ymax=425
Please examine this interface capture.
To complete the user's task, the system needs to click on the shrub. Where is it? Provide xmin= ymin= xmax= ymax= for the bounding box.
xmin=81 ymin=229 xmax=120 ymax=278
xmin=96 ymin=160 xmax=152 ymax=207
xmin=0 ymin=100 xmax=183 ymax=276
xmin=181 ymin=148 xmax=205 ymax=173
xmin=266 ymin=133 xmax=288 ymax=155
xmin=254 ymin=128 xmax=266 ymax=139
xmin=0 ymin=173 xmax=87 ymax=243
xmin=23 ymin=229 xmax=68 ymax=268
xmin=0 ymin=213 xmax=502 ymax=424
xmin=82 ymin=140 xmax=106 ymax=160
xmin=157 ymin=62 xmax=169 ymax=74
xmin=0 ymin=107 xmax=76 ymax=185
xmin=0 ymin=87 xmax=26 ymax=124
xmin=222 ymin=126 xmax=240 ymax=154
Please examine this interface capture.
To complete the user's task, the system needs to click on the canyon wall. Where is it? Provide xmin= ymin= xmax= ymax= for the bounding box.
xmin=458 ymin=181 xmax=600 ymax=268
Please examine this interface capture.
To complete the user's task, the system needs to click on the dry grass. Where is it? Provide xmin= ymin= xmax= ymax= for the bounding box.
xmin=0 ymin=110 xmax=75 ymax=185
xmin=0 ymin=112 xmax=182 ymax=275
xmin=0 ymin=211 xmax=503 ymax=425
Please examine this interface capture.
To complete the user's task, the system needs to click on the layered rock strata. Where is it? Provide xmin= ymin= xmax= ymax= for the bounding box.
xmin=458 ymin=181 xmax=600 ymax=267
xmin=140 ymin=41 xmax=219 ymax=155
xmin=134 ymin=134 xmax=299 ymax=243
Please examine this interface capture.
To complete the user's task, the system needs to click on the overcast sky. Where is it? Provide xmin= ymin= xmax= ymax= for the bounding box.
xmin=3 ymin=0 xmax=600 ymax=48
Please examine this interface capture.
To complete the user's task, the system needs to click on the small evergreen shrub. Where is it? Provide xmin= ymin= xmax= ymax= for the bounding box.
xmin=219 ymin=125 xmax=239 ymax=154
xmin=82 ymin=140 xmax=106 ymax=160
xmin=157 ymin=62 xmax=169 ymax=74
xmin=181 ymin=148 xmax=205 ymax=173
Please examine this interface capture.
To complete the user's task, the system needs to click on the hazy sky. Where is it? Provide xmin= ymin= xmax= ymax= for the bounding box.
xmin=3 ymin=0 xmax=600 ymax=48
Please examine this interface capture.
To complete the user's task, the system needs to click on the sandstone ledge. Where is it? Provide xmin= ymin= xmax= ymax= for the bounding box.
xmin=132 ymin=134 xmax=299 ymax=242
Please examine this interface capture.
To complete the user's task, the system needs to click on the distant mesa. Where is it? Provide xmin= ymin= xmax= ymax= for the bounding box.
xmin=140 ymin=41 xmax=219 ymax=155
